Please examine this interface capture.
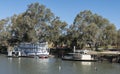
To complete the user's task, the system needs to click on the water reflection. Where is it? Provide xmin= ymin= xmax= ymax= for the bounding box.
xmin=0 ymin=56 xmax=120 ymax=74
xmin=38 ymin=58 xmax=49 ymax=63
xmin=81 ymin=62 xmax=91 ymax=65
xmin=8 ymin=57 xmax=13 ymax=63
xmin=18 ymin=58 xmax=21 ymax=64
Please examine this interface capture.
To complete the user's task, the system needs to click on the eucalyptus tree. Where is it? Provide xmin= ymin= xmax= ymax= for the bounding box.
xmin=0 ymin=18 xmax=16 ymax=52
xmin=71 ymin=10 xmax=99 ymax=49
xmin=12 ymin=14 xmax=37 ymax=43
xmin=47 ymin=17 xmax=67 ymax=46
xmin=0 ymin=19 xmax=6 ymax=46
xmin=70 ymin=10 xmax=117 ymax=50
xmin=10 ymin=2 xmax=55 ymax=44
xmin=25 ymin=2 xmax=55 ymax=43
xmin=25 ymin=2 xmax=67 ymax=46
xmin=0 ymin=18 xmax=10 ymax=46
xmin=84 ymin=23 xmax=98 ymax=50
xmin=102 ymin=24 xmax=117 ymax=45
xmin=10 ymin=2 xmax=67 ymax=48
xmin=117 ymin=29 xmax=120 ymax=49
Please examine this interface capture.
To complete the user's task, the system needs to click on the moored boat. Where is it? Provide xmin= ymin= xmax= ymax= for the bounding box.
xmin=62 ymin=50 xmax=97 ymax=62
xmin=7 ymin=42 xmax=49 ymax=58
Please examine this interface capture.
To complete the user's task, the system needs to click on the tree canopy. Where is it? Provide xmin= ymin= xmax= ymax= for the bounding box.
xmin=67 ymin=10 xmax=117 ymax=50
xmin=0 ymin=3 xmax=119 ymax=51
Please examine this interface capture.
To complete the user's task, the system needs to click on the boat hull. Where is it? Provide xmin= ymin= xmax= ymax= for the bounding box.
xmin=62 ymin=57 xmax=97 ymax=62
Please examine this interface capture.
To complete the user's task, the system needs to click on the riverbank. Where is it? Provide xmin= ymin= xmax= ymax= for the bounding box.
xmin=87 ymin=51 xmax=120 ymax=63
xmin=1 ymin=50 xmax=120 ymax=63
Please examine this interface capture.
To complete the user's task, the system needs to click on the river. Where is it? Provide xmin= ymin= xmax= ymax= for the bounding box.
xmin=0 ymin=55 xmax=120 ymax=74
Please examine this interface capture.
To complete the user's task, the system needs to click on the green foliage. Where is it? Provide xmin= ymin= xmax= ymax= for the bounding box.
xmin=5 ymin=2 xmax=67 ymax=47
xmin=0 ymin=3 xmax=119 ymax=51
xmin=68 ymin=10 xmax=117 ymax=49
xmin=117 ymin=29 xmax=120 ymax=49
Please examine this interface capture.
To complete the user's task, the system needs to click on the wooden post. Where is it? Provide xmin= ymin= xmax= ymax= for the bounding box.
xmin=73 ymin=46 xmax=75 ymax=53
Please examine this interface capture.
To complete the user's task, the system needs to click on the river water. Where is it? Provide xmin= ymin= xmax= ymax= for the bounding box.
xmin=0 ymin=55 xmax=120 ymax=74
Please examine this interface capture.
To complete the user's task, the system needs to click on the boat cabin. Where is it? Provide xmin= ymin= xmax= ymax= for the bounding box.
xmin=8 ymin=42 xmax=49 ymax=57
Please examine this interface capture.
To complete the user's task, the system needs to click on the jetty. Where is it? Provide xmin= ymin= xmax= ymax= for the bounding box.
xmin=88 ymin=51 xmax=120 ymax=63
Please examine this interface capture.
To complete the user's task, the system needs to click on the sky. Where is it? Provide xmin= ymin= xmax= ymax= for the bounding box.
xmin=0 ymin=0 xmax=120 ymax=29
